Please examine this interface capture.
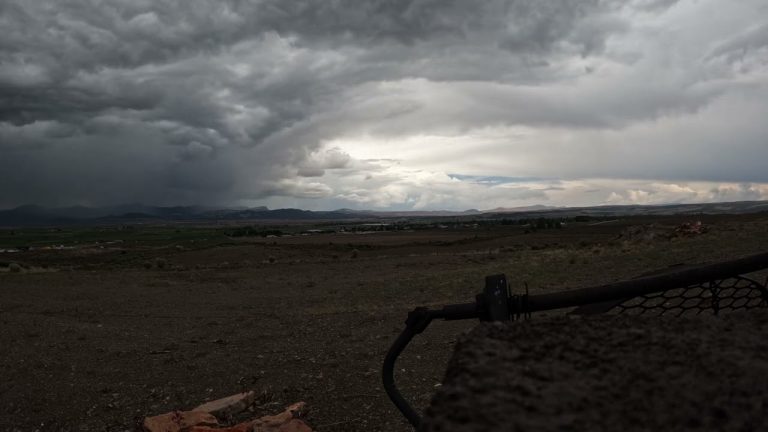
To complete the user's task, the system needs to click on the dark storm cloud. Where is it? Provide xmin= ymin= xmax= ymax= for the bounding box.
xmin=0 ymin=0 xmax=639 ymax=207
xmin=3 ymin=0 xmax=765 ymax=209
xmin=0 ymin=0 xmax=634 ymax=127
xmin=706 ymin=23 xmax=768 ymax=79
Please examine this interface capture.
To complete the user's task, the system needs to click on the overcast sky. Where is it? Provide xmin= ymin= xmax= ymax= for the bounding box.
xmin=1 ymin=0 xmax=767 ymax=210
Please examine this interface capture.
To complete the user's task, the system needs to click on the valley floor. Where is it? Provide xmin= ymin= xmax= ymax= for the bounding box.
xmin=1 ymin=214 xmax=767 ymax=431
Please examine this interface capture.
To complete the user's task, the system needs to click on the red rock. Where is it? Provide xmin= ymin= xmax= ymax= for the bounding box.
xmin=272 ymin=419 xmax=312 ymax=432
xmin=193 ymin=391 xmax=256 ymax=419
xmin=188 ymin=422 xmax=253 ymax=432
xmin=143 ymin=410 xmax=219 ymax=432
xmin=252 ymin=402 xmax=306 ymax=428
xmin=188 ymin=402 xmax=312 ymax=432
xmin=189 ymin=420 xmax=312 ymax=432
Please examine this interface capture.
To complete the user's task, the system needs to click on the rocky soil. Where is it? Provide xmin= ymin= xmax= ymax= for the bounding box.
xmin=1 ymin=214 xmax=767 ymax=431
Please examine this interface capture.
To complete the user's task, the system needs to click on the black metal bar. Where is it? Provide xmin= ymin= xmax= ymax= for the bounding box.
xmin=382 ymin=303 xmax=480 ymax=428
xmin=383 ymin=323 xmax=423 ymax=428
xmin=383 ymin=308 xmax=439 ymax=428
xmin=525 ymin=252 xmax=768 ymax=313
xmin=440 ymin=302 xmax=479 ymax=320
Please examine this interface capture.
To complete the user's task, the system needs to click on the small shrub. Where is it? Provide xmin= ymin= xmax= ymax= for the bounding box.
xmin=268 ymin=255 xmax=276 ymax=264
xmin=351 ymin=249 xmax=359 ymax=259
xmin=143 ymin=261 xmax=152 ymax=269
xmin=154 ymin=258 xmax=167 ymax=269
xmin=9 ymin=263 xmax=21 ymax=273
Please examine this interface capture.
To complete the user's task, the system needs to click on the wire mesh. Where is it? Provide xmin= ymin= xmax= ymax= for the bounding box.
xmin=609 ymin=276 xmax=768 ymax=317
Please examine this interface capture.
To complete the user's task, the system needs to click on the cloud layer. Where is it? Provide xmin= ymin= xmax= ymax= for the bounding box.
xmin=1 ymin=0 xmax=767 ymax=209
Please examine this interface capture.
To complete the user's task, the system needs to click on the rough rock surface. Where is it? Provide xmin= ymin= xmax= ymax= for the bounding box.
xmin=145 ymin=402 xmax=310 ymax=432
xmin=142 ymin=410 xmax=219 ymax=432
xmin=193 ymin=391 xmax=256 ymax=419
xmin=421 ymin=311 xmax=768 ymax=432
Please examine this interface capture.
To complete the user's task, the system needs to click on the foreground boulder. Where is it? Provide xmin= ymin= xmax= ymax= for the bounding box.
xmin=422 ymin=313 xmax=768 ymax=431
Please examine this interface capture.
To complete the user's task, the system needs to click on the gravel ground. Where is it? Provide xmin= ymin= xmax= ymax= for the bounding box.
xmin=423 ymin=311 xmax=768 ymax=432
xmin=2 ymin=216 xmax=767 ymax=431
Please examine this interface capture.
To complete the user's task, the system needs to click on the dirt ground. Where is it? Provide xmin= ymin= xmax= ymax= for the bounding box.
xmin=1 ymin=214 xmax=767 ymax=431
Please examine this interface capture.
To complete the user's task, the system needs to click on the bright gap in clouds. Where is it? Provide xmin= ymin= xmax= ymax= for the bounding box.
xmin=1 ymin=0 xmax=767 ymax=210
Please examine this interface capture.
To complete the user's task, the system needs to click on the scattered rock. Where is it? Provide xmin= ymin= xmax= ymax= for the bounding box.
xmin=142 ymin=410 xmax=219 ymax=432
xmin=673 ymin=220 xmax=707 ymax=237
xmin=257 ymin=419 xmax=312 ymax=432
xmin=193 ymin=391 xmax=255 ymax=419
xmin=144 ymin=399 xmax=312 ymax=432
xmin=619 ymin=221 xmax=708 ymax=244
xmin=250 ymin=402 xmax=307 ymax=430
xmin=191 ymin=417 xmax=311 ymax=432
xmin=190 ymin=424 xmax=253 ymax=432
xmin=617 ymin=224 xmax=666 ymax=243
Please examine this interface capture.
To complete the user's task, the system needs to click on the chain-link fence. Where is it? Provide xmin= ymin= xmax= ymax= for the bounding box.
xmin=607 ymin=276 xmax=768 ymax=316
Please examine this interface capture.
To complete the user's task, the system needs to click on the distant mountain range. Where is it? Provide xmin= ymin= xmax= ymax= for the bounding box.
xmin=0 ymin=204 xmax=352 ymax=226
xmin=0 ymin=201 xmax=767 ymax=227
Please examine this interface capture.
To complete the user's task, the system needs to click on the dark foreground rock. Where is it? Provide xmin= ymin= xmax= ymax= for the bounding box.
xmin=422 ymin=311 xmax=768 ymax=432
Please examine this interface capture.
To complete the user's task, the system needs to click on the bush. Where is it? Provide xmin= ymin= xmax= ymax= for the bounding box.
xmin=9 ymin=263 xmax=21 ymax=273
xmin=154 ymin=258 xmax=167 ymax=269
xmin=268 ymin=255 xmax=276 ymax=264
xmin=351 ymin=249 xmax=359 ymax=259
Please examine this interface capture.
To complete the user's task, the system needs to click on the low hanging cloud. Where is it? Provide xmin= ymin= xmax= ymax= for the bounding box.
xmin=297 ymin=148 xmax=352 ymax=178
xmin=1 ymin=0 xmax=766 ymax=209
